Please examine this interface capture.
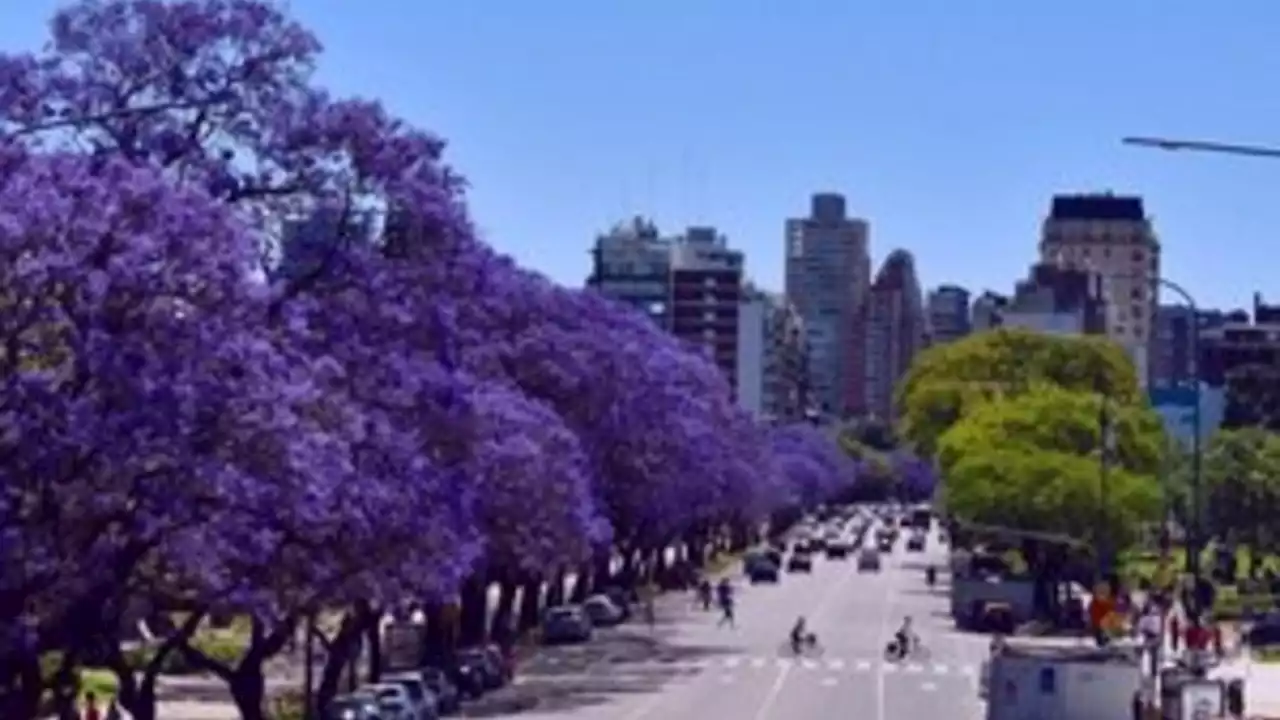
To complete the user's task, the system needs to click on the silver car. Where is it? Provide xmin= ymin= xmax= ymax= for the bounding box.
xmin=858 ymin=548 xmax=882 ymax=572
xmin=542 ymin=605 xmax=593 ymax=644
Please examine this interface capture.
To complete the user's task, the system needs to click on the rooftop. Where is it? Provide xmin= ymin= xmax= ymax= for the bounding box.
xmin=1049 ymin=194 xmax=1146 ymax=222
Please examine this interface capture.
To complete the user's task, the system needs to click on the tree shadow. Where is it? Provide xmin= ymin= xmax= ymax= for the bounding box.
xmin=463 ymin=628 xmax=735 ymax=717
xmin=900 ymin=587 xmax=950 ymax=599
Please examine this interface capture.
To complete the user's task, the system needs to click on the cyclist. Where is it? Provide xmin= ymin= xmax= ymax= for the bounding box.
xmin=891 ymin=616 xmax=916 ymax=659
xmin=925 ymin=565 xmax=937 ymax=587
xmin=790 ymin=616 xmax=809 ymax=653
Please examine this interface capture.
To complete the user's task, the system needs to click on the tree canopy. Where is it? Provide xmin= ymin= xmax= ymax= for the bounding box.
xmin=897 ymin=328 xmax=1143 ymax=456
xmin=937 ymin=385 xmax=1164 ymax=549
xmin=0 ymin=3 xmax=861 ymax=718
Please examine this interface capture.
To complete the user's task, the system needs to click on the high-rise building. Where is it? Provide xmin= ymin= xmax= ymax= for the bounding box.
xmin=737 ymin=289 xmax=811 ymax=422
xmin=998 ymin=261 xmax=1107 ymax=336
xmin=669 ymin=226 xmax=744 ymax=391
xmin=784 ymin=193 xmax=871 ymax=417
xmin=860 ymin=250 xmax=926 ymax=421
xmin=971 ymin=291 xmax=1009 ymax=332
xmin=1199 ymin=294 xmax=1280 ymax=389
xmin=1039 ymin=193 xmax=1160 ymax=383
xmin=1151 ymin=306 xmax=1231 ymax=388
xmin=925 ymin=285 xmax=972 ymax=346
xmin=586 ymin=217 xmax=673 ymax=328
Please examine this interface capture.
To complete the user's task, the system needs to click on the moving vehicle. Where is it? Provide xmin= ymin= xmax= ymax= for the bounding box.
xmin=543 ymin=606 xmax=593 ymax=644
xmin=906 ymin=533 xmax=926 ymax=552
xmin=787 ymin=551 xmax=814 ymax=573
xmin=883 ymin=636 xmax=930 ymax=663
xmin=748 ymin=558 xmax=780 ymax=583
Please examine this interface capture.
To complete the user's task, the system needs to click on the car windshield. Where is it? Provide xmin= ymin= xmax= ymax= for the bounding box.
xmin=375 ymin=688 xmax=400 ymax=701
xmin=547 ymin=608 xmax=577 ymax=620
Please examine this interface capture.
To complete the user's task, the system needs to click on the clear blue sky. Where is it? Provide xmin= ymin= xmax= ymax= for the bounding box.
xmin=5 ymin=1 xmax=1279 ymax=311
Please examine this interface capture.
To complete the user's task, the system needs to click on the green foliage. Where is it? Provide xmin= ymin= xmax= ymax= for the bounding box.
xmin=1197 ymin=428 xmax=1280 ymax=553
xmin=897 ymin=328 xmax=1142 ymax=455
xmin=1224 ymin=363 xmax=1280 ymax=432
xmin=937 ymin=386 xmax=1163 ymax=549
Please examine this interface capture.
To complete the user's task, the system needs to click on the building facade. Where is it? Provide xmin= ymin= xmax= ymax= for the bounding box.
xmin=971 ymin=291 xmax=1009 ymax=332
xmin=669 ymin=226 xmax=744 ymax=391
xmin=586 ymin=217 xmax=673 ymax=328
xmin=926 ymin=284 xmax=972 ymax=345
xmin=1039 ymin=193 xmax=1160 ymax=383
xmin=860 ymin=250 xmax=926 ymax=421
xmin=784 ymin=193 xmax=871 ymax=417
xmin=1150 ymin=306 xmax=1233 ymax=388
xmin=737 ymin=289 xmax=811 ymax=422
xmin=998 ymin=261 xmax=1107 ymax=336
xmin=1198 ymin=294 xmax=1280 ymax=388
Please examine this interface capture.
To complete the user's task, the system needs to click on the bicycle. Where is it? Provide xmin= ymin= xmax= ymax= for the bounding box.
xmin=781 ymin=633 xmax=825 ymax=658
xmin=883 ymin=636 xmax=930 ymax=663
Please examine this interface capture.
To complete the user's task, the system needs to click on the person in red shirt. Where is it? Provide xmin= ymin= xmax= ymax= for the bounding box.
xmin=1185 ymin=618 xmax=1211 ymax=652
xmin=81 ymin=691 xmax=102 ymax=720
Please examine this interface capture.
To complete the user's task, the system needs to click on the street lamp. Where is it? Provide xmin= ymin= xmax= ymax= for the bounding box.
xmin=1122 ymin=136 xmax=1280 ymax=159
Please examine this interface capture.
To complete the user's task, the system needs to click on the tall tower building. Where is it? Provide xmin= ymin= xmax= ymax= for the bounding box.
xmin=862 ymin=250 xmax=927 ymax=421
xmin=1039 ymin=193 xmax=1160 ymax=383
xmin=586 ymin=217 xmax=673 ymax=328
xmin=784 ymin=193 xmax=871 ymax=417
xmin=925 ymin=285 xmax=972 ymax=346
xmin=670 ymin=226 xmax=744 ymax=391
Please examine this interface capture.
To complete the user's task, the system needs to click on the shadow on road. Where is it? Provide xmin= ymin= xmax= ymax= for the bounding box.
xmin=900 ymin=587 xmax=949 ymax=599
xmin=463 ymin=624 xmax=735 ymax=717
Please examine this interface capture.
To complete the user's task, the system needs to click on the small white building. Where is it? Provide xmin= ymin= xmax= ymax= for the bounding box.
xmin=986 ymin=642 xmax=1143 ymax=720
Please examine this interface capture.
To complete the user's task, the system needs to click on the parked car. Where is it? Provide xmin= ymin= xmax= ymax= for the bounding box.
xmin=747 ymin=558 xmax=780 ymax=583
xmin=455 ymin=646 xmax=507 ymax=690
xmin=764 ymin=547 xmax=784 ymax=567
xmin=439 ymin=654 xmax=487 ymax=699
xmin=583 ymin=594 xmax=626 ymax=627
xmin=542 ymin=605 xmax=593 ymax=644
xmin=325 ymin=692 xmax=382 ymax=720
xmin=417 ymin=666 xmax=461 ymax=715
xmin=786 ymin=552 xmax=814 ymax=573
xmin=365 ymin=683 xmax=421 ymax=720
xmin=383 ymin=672 xmax=439 ymax=720
xmin=601 ymin=585 xmax=634 ymax=619
xmin=858 ymin=549 xmax=882 ymax=572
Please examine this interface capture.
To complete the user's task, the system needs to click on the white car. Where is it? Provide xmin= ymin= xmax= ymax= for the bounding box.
xmin=382 ymin=673 xmax=439 ymax=719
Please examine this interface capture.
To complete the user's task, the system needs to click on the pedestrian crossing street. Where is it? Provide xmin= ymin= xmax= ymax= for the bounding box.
xmin=535 ymin=653 xmax=979 ymax=677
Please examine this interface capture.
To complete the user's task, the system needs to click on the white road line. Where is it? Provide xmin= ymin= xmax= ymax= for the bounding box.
xmin=751 ymin=657 xmax=767 ymax=669
xmin=855 ymin=659 xmax=872 ymax=672
xmin=801 ymin=659 xmax=818 ymax=670
xmin=775 ymin=657 xmax=794 ymax=669
xmin=934 ymin=664 xmax=948 ymax=674
xmin=821 ymin=676 xmax=839 ymax=687
xmin=905 ymin=663 xmax=924 ymax=673
xmin=723 ymin=657 xmax=741 ymax=668
xmin=827 ymin=659 xmax=846 ymax=670
xmin=921 ymin=681 xmax=937 ymax=692
xmin=751 ymin=662 xmax=794 ymax=720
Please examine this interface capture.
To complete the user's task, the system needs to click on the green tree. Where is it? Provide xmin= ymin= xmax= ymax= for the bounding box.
xmin=897 ymin=328 xmax=1141 ymax=455
xmin=1199 ymin=428 xmax=1280 ymax=568
xmin=937 ymin=385 xmax=1164 ymax=550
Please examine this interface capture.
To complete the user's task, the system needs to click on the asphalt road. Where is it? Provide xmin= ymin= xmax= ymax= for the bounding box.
xmin=466 ymin=522 xmax=991 ymax=720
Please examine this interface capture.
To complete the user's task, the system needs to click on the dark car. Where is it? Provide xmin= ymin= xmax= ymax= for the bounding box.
xmin=747 ymin=556 xmax=780 ymax=583
xmin=458 ymin=646 xmax=507 ymax=690
xmin=418 ymin=666 xmax=461 ymax=715
xmin=877 ymin=536 xmax=894 ymax=553
xmin=439 ymin=654 xmax=487 ymax=699
xmin=786 ymin=552 xmax=814 ymax=573
xmin=857 ymin=548 xmax=882 ymax=572
xmin=764 ymin=547 xmax=784 ymax=567
xmin=906 ymin=534 xmax=926 ymax=552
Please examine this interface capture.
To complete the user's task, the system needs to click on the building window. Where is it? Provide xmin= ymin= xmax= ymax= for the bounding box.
xmin=703 ymin=277 xmax=716 ymax=288
xmin=1130 ymin=288 xmax=1144 ymax=301
xmin=704 ymin=310 xmax=716 ymax=322
xmin=1131 ymin=249 xmax=1145 ymax=263
xmin=703 ymin=328 xmax=716 ymax=340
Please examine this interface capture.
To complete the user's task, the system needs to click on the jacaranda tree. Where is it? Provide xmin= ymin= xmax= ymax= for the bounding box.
xmin=0 ymin=1 xmax=853 ymax=718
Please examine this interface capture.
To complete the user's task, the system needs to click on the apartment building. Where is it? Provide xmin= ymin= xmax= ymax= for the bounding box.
xmin=860 ymin=250 xmax=927 ymax=421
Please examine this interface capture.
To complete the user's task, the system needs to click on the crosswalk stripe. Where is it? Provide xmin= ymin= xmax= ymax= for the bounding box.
xmin=855 ymin=660 xmax=872 ymax=671
xmin=775 ymin=658 xmax=794 ymax=669
xmin=801 ymin=659 xmax=819 ymax=670
xmin=723 ymin=657 xmax=741 ymax=668
xmin=827 ymin=659 xmax=846 ymax=670
xmin=934 ymin=664 xmax=948 ymax=674
xmin=750 ymin=657 xmax=766 ymax=669
xmin=905 ymin=664 xmax=924 ymax=673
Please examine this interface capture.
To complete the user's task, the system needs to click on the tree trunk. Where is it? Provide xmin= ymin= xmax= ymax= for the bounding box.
xmin=421 ymin=601 xmax=446 ymax=663
xmin=546 ymin=569 xmax=567 ymax=607
xmin=592 ymin=550 xmax=614 ymax=590
xmin=492 ymin=578 xmax=518 ymax=643
xmin=569 ymin=563 xmax=592 ymax=602
xmin=361 ymin=608 xmax=382 ymax=683
xmin=316 ymin=611 xmax=363 ymax=712
xmin=459 ymin=575 xmax=489 ymax=647
xmin=518 ymin=576 xmax=543 ymax=631
xmin=228 ymin=668 xmax=267 ymax=720
xmin=0 ymin=653 xmax=43 ymax=720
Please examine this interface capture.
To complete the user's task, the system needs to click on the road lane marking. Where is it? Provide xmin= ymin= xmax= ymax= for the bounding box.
xmin=751 ymin=661 xmax=794 ymax=720
xmin=751 ymin=657 xmax=767 ymax=669
xmin=723 ymin=657 xmax=741 ymax=668
xmin=855 ymin=660 xmax=872 ymax=672
xmin=821 ymin=676 xmax=839 ymax=687
xmin=921 ymin=681 xmax=937 ymax=692
xmin=774 ymin=658 xmax=794 ymax=669
xmin=934 ymin=664 xmax=948 ymax=674
xmin=720 ymin=673 xmax=736 ymax=684
xmin=827 ymin=659 xmax=845 ymax=670
xmin=801 ymin=659 xmax=818 ymax=670
xmin=905 ymin=663 xmax=924 ymax=673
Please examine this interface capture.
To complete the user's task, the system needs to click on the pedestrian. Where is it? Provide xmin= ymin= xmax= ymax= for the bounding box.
xmin=1169 ymin=613 xmax=1181 ymax=653
xmin=717 ymin=595 xmax=735 ymax=628
xmin=81 ymin=692 xmax=102 ymax=720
